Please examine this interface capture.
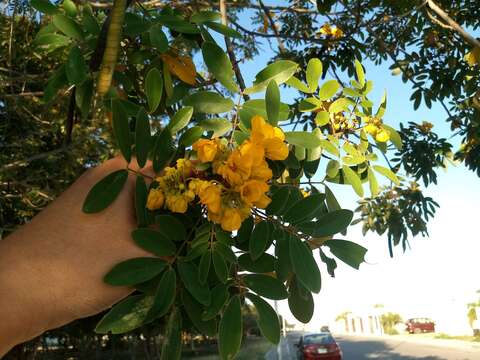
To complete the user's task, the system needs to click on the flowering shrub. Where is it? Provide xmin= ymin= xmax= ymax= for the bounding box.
xmin=33 ymin=1 xmax=404 ymax=358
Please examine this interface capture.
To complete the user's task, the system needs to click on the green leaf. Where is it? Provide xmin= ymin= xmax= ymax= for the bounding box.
xmin=274 ymin=232 xmax=292 ymax=282
xmin=238 ymin=253 xmax=275 ymax=273
xmin=75 ymin=78 xmax=93 ymax=118
xmin=147 ymin=268 xmax=176 ymax=319
xmin=191 ymin=11 xmax=222 ymax=24
xmin=266 ymin=80 xmax=280 ymax=126
xmin=124 ymin=13 xmax=151 ymax=36
xmin=132 ymin=229 xmax=176 ymax=256
xmin=325 ymin=185 xmax=341 ymax=212
xmin=182 ymin=291 xmax=217 ymax=336
xmin=329 ymin=97 xmax=354 ymax=114
xmin=111 ymin=100 xmax=132 ymax=162
xmin=152 ymin=128 xmax=174 ymax=172
xmin=202 ymin=284 xmax=229 ymax=321
xmin=82 ymin=6 xmax=100 ymax=35
xmin=199 ymin=118 xmax=231 ymax=137
xmin=155 ymin=215 xmax=186 ymax=242
xmin=325 ymin=160 xmax=339 ymax=179
xmin=179 ymin=126 xmax=204 ymax=147
xmin=290 ymin=236 xmax=321 ymax=293
xmin=285 ymin=131 xmax=321 ymax=149
xmin=266 ymin=186 xmax=291 ymax=216
xmin=145 ymin=67 xmax=163 ymax=113
xmin=283 ymin=193 xmax=326 ymax=224
xmin=135 ymin=176 xmax=148 ymax=227
xmin=315 ymin=111 xmax=330 ymax=126
xmin=319 ymin=80 xmax=340 ymax=100
xmin=240 ymin=99 xmax=290 ymax=126
xmin=298 ymin=97 xmax=323 ymax=112
xmin=382 ymin=124 xmax=403 ymax=150
xmin=82 ymin=169 xmax=128 ymax=213
xmin=368 ymin=168 xmax=379 ymax=196
xmin=320 ymin=139 xmax=340 ymax=157
xmin=65 ymin=46 xmax=87 ymax=85
xmin=95 ymin=295 xmax=153 ymax=334
xmin=249 ymin=221 xmax=270 ymax=261
xmin=246 ymin=60 xmax=298 ymax=94
xmin=354 ymin=59 xmax=366 ymax=87
xmin=213 ymin=248 xmax=228 ymax=283
xmin=246 ymin=293 xmax=280 ymax=344
xmin=372 ymin=165 xmax=400 ymax=185
xmin=149 ymin=24 xmax=168 ymax=52
xmin=31 ymin=0 xmax=59 ymax=14
xmin=319 ymin=248 xmax=337 ymax=277
xmin=168 ymin=106 xmax=193 ymax=134
xmin=34 ymin=33 xmax=70 ymax=51
xmin=204 ymin=21 xmax=241 ymax=39
xmin=198 ymin=251 xmax=211 ymax=284
xmin=104 ymin=257 xmax=167 ymax=286
xmin=177 ymin=261 xmax=211 ymax=306
xmin=285 ymin=76 xmax=312 ymax=93
xmin=157 ymin=15 xmax=199 ymax=34
xmin=313 ymin=209 xmax=353 ymax=237
xmin=342 ymin=165 xmax=364 ymax=197
xmin=135 ymin=107 xmax=151 ymax=168
xmin=242 ymin=274 xmax=288 ymax=300
xmin=62 ymin=0 xmax=77 ymax=17
xmin=184 ymin=91 xmax=234 ymax=114
xmin=219 ymin=296 xmax=242 ymax=360
xmin=324 ymin=239 xmax=367 ymax=269
xmin=375 ymin=90 xmax=387 ymax=118
xmin=288 ymin=277 xmax=314 ymax=323
xmin=52 ymin=14 xmax=83 ymax=40
xmin=202 ymin=41 xmax=239 ymax=93
xmin=306 ymin=58 xmax=323 ymax=92
xmin=160 ymin=309 xmax=182 ymax=360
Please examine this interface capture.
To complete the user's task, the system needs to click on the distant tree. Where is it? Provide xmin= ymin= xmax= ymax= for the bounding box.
xmin=380 ymin=312 xmax=403 ymax=335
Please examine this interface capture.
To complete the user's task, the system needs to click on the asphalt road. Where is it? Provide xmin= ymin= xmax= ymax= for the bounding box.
xmin=266 ymin=332 xmax=480 ymax=360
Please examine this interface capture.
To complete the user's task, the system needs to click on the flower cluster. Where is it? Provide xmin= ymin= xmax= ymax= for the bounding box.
xmin=364 ymin=116 xmax=390 ymax=142
xmin=318 ymin=23 xmax=344 ymax=39
xmin=332 ymin=113 xmax=358 ymax=132
xmin=146 ymin=116 xmax=289 ymax=231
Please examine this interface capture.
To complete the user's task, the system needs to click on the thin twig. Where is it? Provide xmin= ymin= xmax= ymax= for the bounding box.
xmin=258 ymin=0 xmax=286 ymax=54
xmin=219 ymin=0 xmax=249 ymax=100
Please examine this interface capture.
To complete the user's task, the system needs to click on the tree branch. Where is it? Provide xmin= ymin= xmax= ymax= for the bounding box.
xmin=426 ymin=0 xmax=480 ymax=49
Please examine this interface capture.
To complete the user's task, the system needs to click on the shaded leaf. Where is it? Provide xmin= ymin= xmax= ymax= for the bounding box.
xmin=104 ymin=257 xmax=167 ymax=286
xmin=83 ymin=169 xmax=128 ymax=213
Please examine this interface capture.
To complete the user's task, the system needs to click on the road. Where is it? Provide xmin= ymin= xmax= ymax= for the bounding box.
xmin=265 ymin=332 xmax=480 ymax=360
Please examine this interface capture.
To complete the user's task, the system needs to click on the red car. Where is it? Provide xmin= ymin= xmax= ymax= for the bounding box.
xmin=296 ymin=333 xmax=342 ymax=360
xmin=405 ymin=318 xmax=435 ymax=334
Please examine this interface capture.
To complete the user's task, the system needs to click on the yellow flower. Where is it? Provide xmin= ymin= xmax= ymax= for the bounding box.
xmin=146 ymin=188 xmax=165 ymax=210
xmin=165 ymin=194 xmax=189 ymax=213
xmin=263 ymin=137 xmax=289 ymax=160
xmin=331 ymin=27 xmax=344 ymax=39
xmin=220 ymin=208 xmax=243 ymax=231
xmin=319 ymin=23 xmax=343 ymax=39
xmin=251 ymin=115 xmax=275 ymax=143
xmin=254 ymin=194 xmax=271 ymax=209
xmin=192 ymin=138 xmax=219 ymax=163
xmin=239 ymin=180 xmax=269 ymax=205
xmin=250 ymin=160 xmax=272 ymax=182
xmin=216 ymin=150 xmax=253 ymax=186
xmin=364 ymin=123 xmax=378 ymax=136
xmin=199 ymin=183 xmax=222 ymax=214
xmin=250 ymin=115 xmax=289 ymax=161
xmin=375 ymin=129 xmax=390 ymax=142
xmin=239 ymin=140 xmax=265 ymax=166
xmin=189 ymin=178 xmax=209 ymax=195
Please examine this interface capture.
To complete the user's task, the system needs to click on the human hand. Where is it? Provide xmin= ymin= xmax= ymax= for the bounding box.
xmin=0 ymin=157 xmax=151 ymax=355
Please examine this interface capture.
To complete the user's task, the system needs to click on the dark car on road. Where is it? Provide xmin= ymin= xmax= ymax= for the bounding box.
xmin=296 ymin=332 xmax=342 ymax=360
xmin=405 ymin=318 xmax=435 ymax=334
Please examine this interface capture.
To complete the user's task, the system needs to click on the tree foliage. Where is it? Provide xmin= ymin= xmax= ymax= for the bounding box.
xmin=1 ymin=0 xmax=480 ymax=358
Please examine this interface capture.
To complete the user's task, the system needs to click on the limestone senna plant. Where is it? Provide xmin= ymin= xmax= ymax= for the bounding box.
xmin=32 ymin=0 xmax=403 ymax=358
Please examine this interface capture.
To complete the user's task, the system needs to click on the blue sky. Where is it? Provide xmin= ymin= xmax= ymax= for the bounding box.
xmin=230 ymin=4 xmax=480 ymax=329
